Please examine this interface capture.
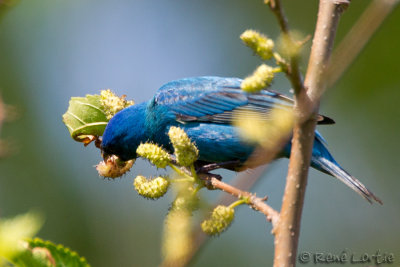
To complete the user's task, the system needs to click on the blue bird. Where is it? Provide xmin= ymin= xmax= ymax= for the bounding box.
xmin=101 ymin=76 xmax=381 ymax=204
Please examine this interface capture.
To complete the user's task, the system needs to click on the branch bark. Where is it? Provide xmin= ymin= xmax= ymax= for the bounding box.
xmin=273 ymin=1 xmax=349 ymax=266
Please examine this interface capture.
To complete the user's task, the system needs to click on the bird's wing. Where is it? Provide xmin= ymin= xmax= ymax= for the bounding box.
xmin=152 ymin=76 xmax=334 ymax=125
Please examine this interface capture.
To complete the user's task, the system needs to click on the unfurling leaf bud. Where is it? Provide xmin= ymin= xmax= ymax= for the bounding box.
xmin=100 ymin=89 xmax=134 ymax=120
xmin=136 ymin=143 xmax=171 ymax=168
xmin=240 ymin=29 xmax=274 ymax=60
xmin=134 ymin=175 xmax=170 ymax=199
xmin=201 ymin=205 xmax=235 ymax=236
xmin=96 ymin=155 xmax=134 ymax=178
xmin=168 ymin=127 xmax=198 ymax=166
xmin=241 ymin=64 xmax=275 ymax=93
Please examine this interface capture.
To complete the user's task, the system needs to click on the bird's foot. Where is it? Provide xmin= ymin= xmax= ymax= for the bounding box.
xmin=197 ymin=172 xmax=222 ymax=190
xmin=195 ymin=160 xmax=241 ymax=173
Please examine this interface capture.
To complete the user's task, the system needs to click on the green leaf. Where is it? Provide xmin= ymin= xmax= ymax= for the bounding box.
xmin=62 ymin=94 xmax=108 ymax=143
xmin=0 ymin=211 xmax=43 ymax=262
xmin=13 ymin=238 xmax=90 ymax=267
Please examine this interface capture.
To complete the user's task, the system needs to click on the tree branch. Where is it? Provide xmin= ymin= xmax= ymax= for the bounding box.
xmin=328 ymin=0 xmax=399 ymax=87
xmin=207 ymin=177 xmax=280 ymax=227
xmin=273 ymin=1 xmax=348 ymax=266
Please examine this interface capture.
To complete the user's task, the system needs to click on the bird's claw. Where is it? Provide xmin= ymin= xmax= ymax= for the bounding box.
xmin=198 ymin=172 xmax=222 ymax=190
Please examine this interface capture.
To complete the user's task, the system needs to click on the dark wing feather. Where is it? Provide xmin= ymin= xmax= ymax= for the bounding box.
xmin=153 ymin=76 xmax=334 ymax=125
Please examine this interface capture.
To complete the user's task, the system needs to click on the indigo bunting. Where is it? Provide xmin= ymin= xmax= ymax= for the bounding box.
xmin=101 ymin=76 xmax=381 ymax=204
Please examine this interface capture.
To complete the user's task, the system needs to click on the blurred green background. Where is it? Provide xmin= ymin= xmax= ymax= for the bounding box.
xmin=0 ymin=0 xmax=399 ymax=266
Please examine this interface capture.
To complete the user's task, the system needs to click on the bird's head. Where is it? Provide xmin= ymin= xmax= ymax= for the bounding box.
xmin=101 ymin=102 xmax=148 ymax=162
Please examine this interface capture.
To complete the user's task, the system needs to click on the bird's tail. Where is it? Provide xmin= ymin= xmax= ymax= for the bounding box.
xmin=311 ymin=153 xmax=382 ymax=205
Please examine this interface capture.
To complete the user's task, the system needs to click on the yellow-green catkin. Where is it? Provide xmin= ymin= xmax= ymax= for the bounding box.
xmin=96 ymin=155 xmax=134 ymax=178
xmin=168 ymin=127 xmax=198 ymax=166
xmin=136 ymin=143 xmax=171 ymax=168
xmin=201 ymin=205 xmax=235 ymax=236
xmin=134 ymin=175 xmax=170 ymax=199
xmin=241 ymin=64 xmax=275 ymax=93
xmin=162 ymin=181 xmax=199 ymax=264
xmin=100 ymin=89 xmax=134 ymax=120
xmin=162 ymin=209 xmax=192 ymax=264
xmin=171 ymin=192 xmax=200 ymax=213
xmin=277 ymin=32 xmax=303 ymax=60
xmin=233 ymin=108 xmax=294 ymax=148
xmin=240 ymin=29 xmax=274 ymax=60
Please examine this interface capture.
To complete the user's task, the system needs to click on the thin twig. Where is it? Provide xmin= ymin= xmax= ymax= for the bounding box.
xmin=208 ymin=177 xmax=280 ymax=227
xmin=267 ymin=0 xmax=304 ymax=94
xmin=273 ymin=1 xmax=349 ymax=266
xmin=219 ymin=164 xmax=267 ymax=205
xmin=268 ymin=0 xmax=289 ymax=33
xmin=328 ymin=0 xmax=399 ymax=88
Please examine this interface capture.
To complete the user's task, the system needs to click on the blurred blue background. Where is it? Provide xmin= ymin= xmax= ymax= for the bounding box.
xmin=0 ymin=0 xmax=399 ymax=266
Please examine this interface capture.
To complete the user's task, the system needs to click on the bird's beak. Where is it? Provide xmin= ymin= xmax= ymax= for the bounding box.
xmin=102 ymin=151 xmax=111 ymax=161
xmin=96 ymin=154 xmax=135 ymax=178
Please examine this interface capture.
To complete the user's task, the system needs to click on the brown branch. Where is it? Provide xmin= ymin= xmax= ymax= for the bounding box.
xmin=328 ymin=0 xmax=399 ymax=87
xmin=273 ymin=1 xmax=349 ymax=266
